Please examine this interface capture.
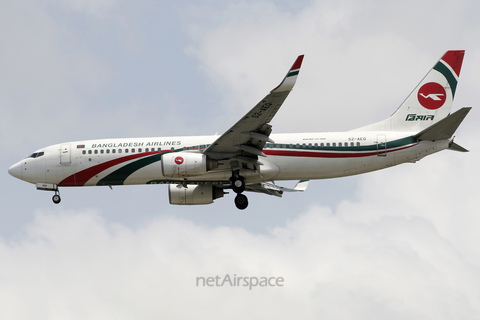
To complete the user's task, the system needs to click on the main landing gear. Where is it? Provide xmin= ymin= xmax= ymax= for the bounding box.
xmin=231 ymin=172 xmax=248 ymax=210
xmin=234 ymin=194 xmax=248 ymax=210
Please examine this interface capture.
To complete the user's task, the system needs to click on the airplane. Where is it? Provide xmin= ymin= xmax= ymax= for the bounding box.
xmin=8 ymin=50 xmax=471 ymax=210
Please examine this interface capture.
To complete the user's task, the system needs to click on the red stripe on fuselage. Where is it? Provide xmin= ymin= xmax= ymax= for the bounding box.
xmin=59 ymin=151 xmax=160 ymax=186
xmin=263 ymin=144 xmax=416 ymax=158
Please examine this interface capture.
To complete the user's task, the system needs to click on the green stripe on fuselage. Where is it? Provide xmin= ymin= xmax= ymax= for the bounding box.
xmin=97 ymin=153 xmax=164 ymax=186
xmin=279 ymin=136 xmax=416 ymax=152
xmin=96 ymin=137 xmax=417 ymax=186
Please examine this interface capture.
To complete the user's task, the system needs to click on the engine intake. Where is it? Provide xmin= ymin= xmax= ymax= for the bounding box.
xmin=168 ymin=184 xmax=224 ymax=205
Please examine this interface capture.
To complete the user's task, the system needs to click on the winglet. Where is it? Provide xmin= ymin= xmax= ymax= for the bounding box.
xmin=293 ymin=179 xmax=309 ymax=191
xmin=271 ymin=55 xmax=304 ymax=93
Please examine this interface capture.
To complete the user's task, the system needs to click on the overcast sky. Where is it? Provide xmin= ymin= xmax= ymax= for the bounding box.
xmin=2 ymin=0 xmax=480 ymax=319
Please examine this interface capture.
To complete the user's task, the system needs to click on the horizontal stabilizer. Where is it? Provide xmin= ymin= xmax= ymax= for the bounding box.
xmin=449 ymin=141 xmax=469 ymax=152
xmin=414 ymin=107 xmax=471 ymax=141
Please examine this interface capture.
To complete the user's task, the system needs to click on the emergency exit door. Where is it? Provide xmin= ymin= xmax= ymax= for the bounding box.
xmin=60 ymin=144 xmax=71 ymax=165
xmin=377 ymin=135 xmax=387 ymax=157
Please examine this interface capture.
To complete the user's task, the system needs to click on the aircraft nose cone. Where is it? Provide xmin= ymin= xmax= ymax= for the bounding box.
xmin=8 ymin=161 xmax=22 ymax=180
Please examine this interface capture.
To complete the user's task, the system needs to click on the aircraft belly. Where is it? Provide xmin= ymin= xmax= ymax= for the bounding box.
xmin=267 ymin=153 xmax=401 ymax=180
xmin=268 ymin=156 xmax=357 ymax=180
xmin=393 ymin=140 xmax=448 ymax=165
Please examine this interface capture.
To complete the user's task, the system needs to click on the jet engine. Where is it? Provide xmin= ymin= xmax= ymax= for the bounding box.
xmin=162 ymin=152 xmax=218 ymax=178
xmin=168 ymin=184 xmax=224 ymax=205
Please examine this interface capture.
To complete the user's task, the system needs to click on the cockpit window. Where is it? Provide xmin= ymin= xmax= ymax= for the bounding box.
xmin=29 ymin=151 xmax=44 ymax=158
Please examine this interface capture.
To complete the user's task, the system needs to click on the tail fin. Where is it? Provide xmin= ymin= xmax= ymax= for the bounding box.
xmin=353 ymin=50 xmax=465 ymax=132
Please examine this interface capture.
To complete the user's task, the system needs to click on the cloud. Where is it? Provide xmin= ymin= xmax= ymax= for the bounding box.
xmin=2 ymin=1 xmax=480 ymax=318
xmin=47 ymin=0 xmax=118 ymax=16
xmin=185 ymin=0 xmax=480 ymax=134
xmin=1 ymin=188 xmax=479 ymax=320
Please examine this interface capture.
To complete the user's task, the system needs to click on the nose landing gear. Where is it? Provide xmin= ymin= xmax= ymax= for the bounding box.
xmin=52 ymin=191 xmax=61 ymax=204
xmin=36 ymin=183 xmax=62 ymax=204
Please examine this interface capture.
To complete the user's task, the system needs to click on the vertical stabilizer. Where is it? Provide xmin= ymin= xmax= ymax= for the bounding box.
xmin=352 ymin=50 xmax=465 ymax=132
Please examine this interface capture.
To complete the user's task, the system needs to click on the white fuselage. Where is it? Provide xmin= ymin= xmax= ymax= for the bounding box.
xmin=9 ymin=131 xmax=449 ymax=188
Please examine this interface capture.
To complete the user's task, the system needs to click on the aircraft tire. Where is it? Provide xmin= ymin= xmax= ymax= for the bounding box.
xmin=234 ymin=194 xmax=248 ymax=210
xmin=52 ymin=194 xmax=61 ymax=204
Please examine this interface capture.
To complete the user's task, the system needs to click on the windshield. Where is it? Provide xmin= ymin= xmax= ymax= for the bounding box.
xmin=28 ymin=151 xmax=44 ymax=158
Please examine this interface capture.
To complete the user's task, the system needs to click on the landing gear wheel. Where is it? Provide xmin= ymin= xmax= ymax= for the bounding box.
xmin=234 ymin=194 xmax=248 ymax=210
xmin=52 ymin=194 xmax=61 ymax=204
xmin=231 ymin=175 xmax=245 ymax=194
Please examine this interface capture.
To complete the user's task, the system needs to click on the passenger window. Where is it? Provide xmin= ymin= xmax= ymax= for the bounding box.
xmin=145 ymin=148 xmax=149 ymax=152
xmin=332 ymin=143 xmax=336 ymax=147
xmin=88 ymin=150 xmax=92 ymax=154
xmin=308 ymin=143 xmax=312 ymax=148
xmin=158 ymin=148 xmax=162 ymax=152
xmin=302 ymin=143 xmax=306 ymax=148
xmin=82 ymin=150 xmax=86 ymax=155
xmin=131 ymin=148 xmax=135 ymax=153
xmin=356 ymin=142 xmax=360 ymax=146
xmin=171 ymin=147 xmax=174 ymax=151
xmin=326 ymin=143 xmax=330 ymax=147
xmin=320 ymin=143 xmax=324 ymax=147
xmin=112 ymin=149 xmax=116 ymax=154
xmin=106 ymin=149 xmax=110 ymax=154
xmin=125 ymin=149 xmax=129 ymax=153
xmin=94 ymin=150 xmax=98 ymax=154
xmin=118 ymin=149 xmax=122 ymax=153
xmin=138 ymin=148 xmax=142 ymax=152
xmin=100 ymin=150 xmax=104 ymax=154
xmin=339 ymin=142 xmax=342 ymax=147
xmin=350 ymin=142 xmax=354 ymax=147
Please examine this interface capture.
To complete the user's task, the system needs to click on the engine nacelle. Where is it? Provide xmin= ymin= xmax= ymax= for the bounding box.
xmin=168 ymin=184 xmax=224 ymax=205
xmin=162 ymin=152 xmax=217 ymax=178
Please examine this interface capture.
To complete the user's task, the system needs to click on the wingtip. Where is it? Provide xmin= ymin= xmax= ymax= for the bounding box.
xmin=271 ymin=55 xmax=305 ymax=93
xmin=291 ymin=55 xmax=304 ymax=71
xmin=293 ymin=179 xmax=309 ymax=191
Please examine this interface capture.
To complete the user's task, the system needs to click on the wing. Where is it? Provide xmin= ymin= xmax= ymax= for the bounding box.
xmin=245 ymin=180 xmax=310 ymax=197
xmin=204 ymin=55 xmax=304 ymax=163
